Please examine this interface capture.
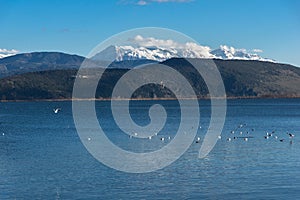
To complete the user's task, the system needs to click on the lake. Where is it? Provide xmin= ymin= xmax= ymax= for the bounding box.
xmin=1 ymin=99 xmax=300 ymax=199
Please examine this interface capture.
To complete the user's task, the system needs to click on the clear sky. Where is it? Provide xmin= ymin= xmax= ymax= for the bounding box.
xmin=1 ymin=0 xmax=300 ymax=66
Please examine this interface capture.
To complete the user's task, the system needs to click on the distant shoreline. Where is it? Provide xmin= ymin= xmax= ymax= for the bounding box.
xmin=1 ymin=96 xmax=300 ymax=103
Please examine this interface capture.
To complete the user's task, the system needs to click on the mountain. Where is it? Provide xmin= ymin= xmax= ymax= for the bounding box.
xmin=211 ymin=45 xmax=274 ymax=62
xmin=92 ymin=45 xmax=214 ymax=62
xmin=92 ymin=45 xmax=273 ymax=62
xmin=0 ymin=52 xmax=157 ymax=78
xmin=0 ymin=52 xmax=85 ymax=78
xmin=1 ymin=58 xmax=300 ymax=101
xmin=0 ymin=46 xmax=275 ymax=78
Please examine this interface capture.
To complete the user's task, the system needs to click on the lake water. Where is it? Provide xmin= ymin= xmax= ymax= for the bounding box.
xmin=1 ymin=99 xmax=300 ymax=199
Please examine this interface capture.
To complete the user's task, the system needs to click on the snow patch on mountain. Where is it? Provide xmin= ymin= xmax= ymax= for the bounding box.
xmin=0 ymin=48 xmax=19 ymax=59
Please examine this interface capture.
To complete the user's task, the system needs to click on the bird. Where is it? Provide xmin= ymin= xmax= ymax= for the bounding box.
xmin=288 ymin=133 xmax=295 ymax=138
xmin=264 ymin=136 xmax=269 ymax=139
xmin=134 ymin=132 xmax=138 ymax=136
xmin=87 ymin=137 xmax=91 ymax=141
xmin=148 ymin=136 xmax=152 ymax=140
xmin=227 ymin=138 xmax=232 ymax=142
xmin=279 ymin=139 xmax=284 ymax=142
xmin=168 ymin=136 xmax=171 ymax=140
xmin=197 ymin=137 xmax=201 ymax=141
xmin=53 ymin=108 xmax=61 ymax=114
xmin=266 ymin=132 xmax=272 ymax=137
xmin=160 ymin=137 xmax=165 ymax=141
xmin=244 ymin=138 xmax=248 ymax=141
xmin=2 ymin=132 xmax=4 ymax=136
xmin=274 ymin=136 xmax=278 ymax=139
xmin=218 ymin=135 xmax=222 ymax=139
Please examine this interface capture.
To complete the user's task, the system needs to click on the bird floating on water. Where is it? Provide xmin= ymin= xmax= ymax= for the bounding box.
xmin=288 ymin=133 xmax=295 ymax=138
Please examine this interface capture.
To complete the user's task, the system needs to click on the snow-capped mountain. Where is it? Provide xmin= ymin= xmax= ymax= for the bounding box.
xmin=211 ymin=45 xmax=274 ymax=62
xmin=92 ymin=44 xmax=274 ymax=63
xmin=92 ymin=44 xmax=214 ymax=62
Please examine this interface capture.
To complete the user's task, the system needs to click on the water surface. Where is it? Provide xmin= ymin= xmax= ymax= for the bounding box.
xmin=0 ymin=99 xmax=299 ymax=199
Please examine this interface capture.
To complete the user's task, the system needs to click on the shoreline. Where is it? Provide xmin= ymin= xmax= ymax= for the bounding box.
xmin=1 ymin=96 xmax=300 ymax=103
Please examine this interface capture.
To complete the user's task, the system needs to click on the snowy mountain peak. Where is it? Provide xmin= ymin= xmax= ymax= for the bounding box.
xmin=93 ymin=44 xmax=214 ymax=62
xmin=211 ymin=45 xmax=274 ymax=62
xmin=91 ymin=35 xmax=274 ymax=63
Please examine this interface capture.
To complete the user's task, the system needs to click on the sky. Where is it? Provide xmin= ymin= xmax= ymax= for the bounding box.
xmin=1 ymin=0 xmax=300 ymax=66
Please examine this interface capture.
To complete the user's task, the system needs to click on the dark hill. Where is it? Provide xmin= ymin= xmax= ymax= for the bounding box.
xmin=0 ymin=52 xmax=85 ymax=78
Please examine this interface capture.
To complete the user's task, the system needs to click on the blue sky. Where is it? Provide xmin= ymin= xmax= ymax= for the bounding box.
xmin=1 ymin=0 xmax=300 ymax=66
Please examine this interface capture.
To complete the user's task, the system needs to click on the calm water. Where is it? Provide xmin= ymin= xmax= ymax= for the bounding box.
xmin=1 ymin=99 xmax=300 ymax=199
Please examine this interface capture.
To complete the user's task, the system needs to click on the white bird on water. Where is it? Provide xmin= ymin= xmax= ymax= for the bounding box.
xmin=53 ymin=108 xmax=61 ymax=114
xmin=288 ymin=133 xmax=295 ymax=138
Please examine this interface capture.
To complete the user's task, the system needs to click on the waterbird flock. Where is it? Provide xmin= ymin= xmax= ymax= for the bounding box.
xmin=209 ymin=123 xmax=296 ymax=145
xmin=124 ymin=122 xmax=296 ymax=147
xmin=48 ymin=107 xmax=296 ymax=146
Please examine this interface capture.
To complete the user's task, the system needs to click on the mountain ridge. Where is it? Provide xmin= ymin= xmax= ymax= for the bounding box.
xmin=1 ymin=57 xmax=300 ymax=101
xmin=92 ymin=44 xmax=274 ymax=62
